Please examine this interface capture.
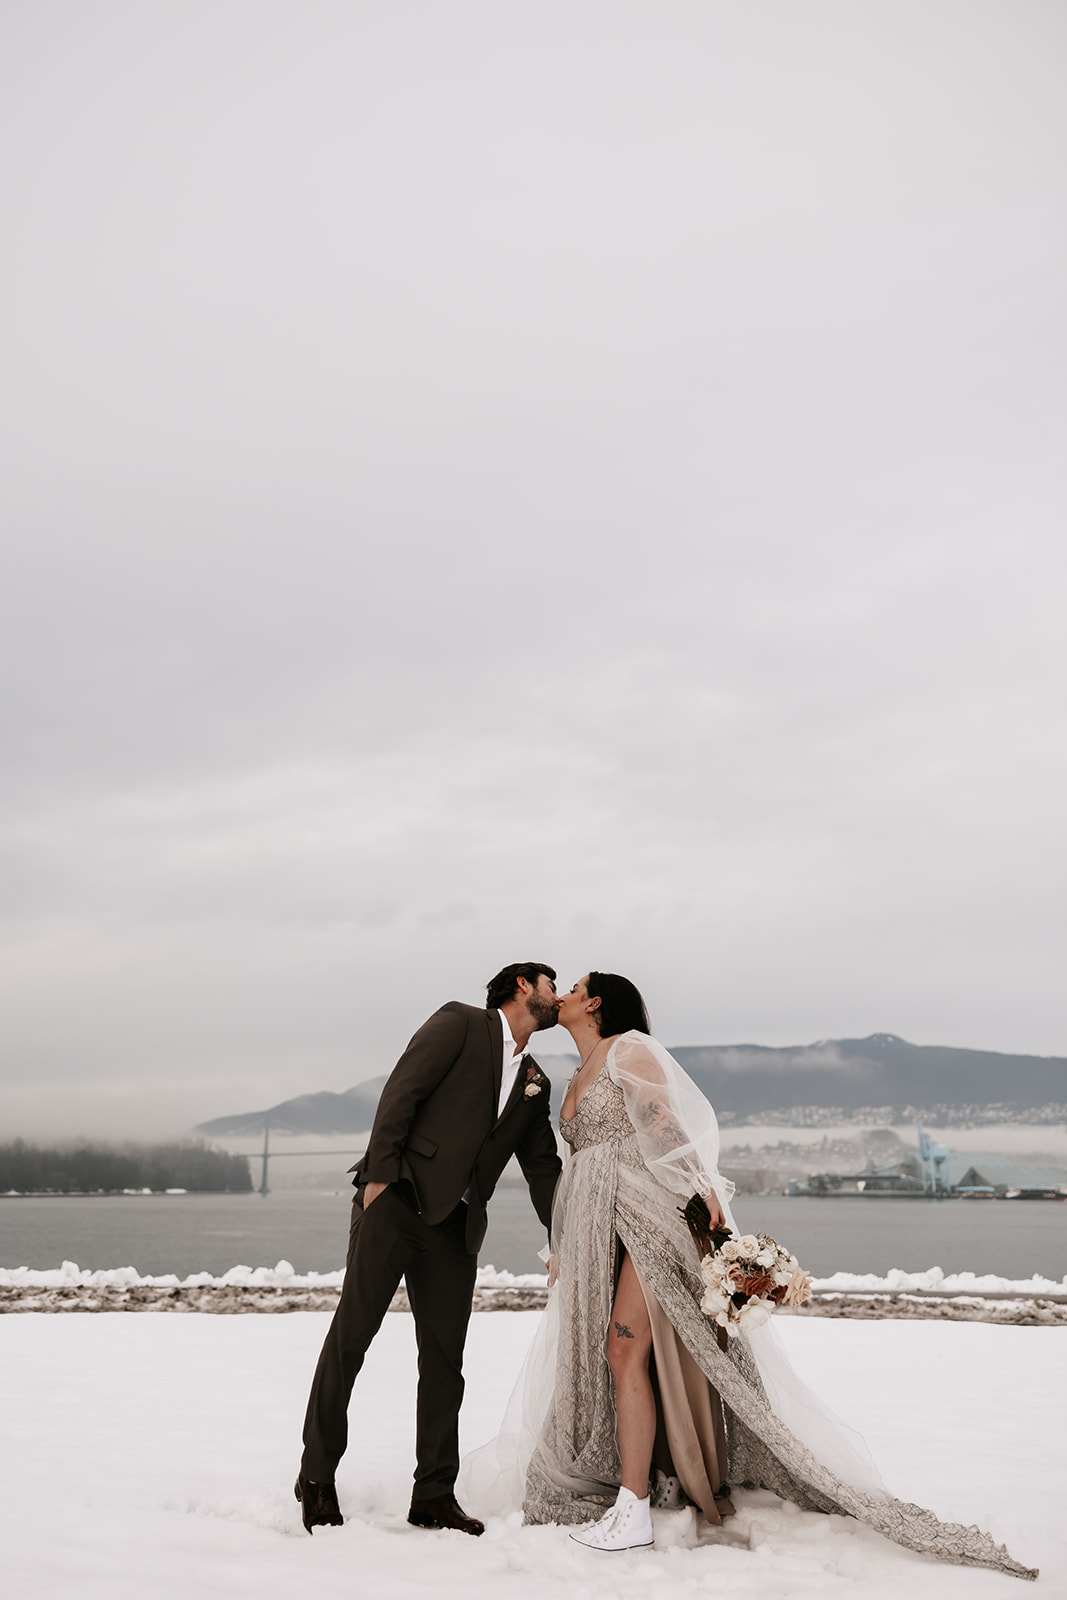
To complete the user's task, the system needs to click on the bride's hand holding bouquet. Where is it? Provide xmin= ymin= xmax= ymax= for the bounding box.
xmin=679 ymin=1193 xmax=813 ymax=1336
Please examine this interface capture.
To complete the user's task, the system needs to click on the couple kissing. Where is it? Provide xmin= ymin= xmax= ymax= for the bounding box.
xmin=294 ymin=961 xmax=1036 ymax=1579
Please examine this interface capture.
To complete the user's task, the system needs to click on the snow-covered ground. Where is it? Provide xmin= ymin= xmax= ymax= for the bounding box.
xmin=1 ymin=1310 xmax=1061 ymax=1598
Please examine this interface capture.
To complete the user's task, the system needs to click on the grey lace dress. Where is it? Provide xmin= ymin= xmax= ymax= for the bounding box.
xmin=521 ymin=1045 xmax=1037 ymax=1581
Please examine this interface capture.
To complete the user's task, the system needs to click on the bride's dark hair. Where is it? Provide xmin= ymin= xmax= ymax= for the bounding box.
xmin=587 ymin=973 xmax=650 ymax=1038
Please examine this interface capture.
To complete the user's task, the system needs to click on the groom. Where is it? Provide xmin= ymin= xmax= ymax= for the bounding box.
xmin=296 ymin=962 xmax=563 ymax=1536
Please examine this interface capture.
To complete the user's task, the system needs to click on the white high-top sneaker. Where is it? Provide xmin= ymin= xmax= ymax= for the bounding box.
xmin=569 ymin=1487 xmax=655 ymax=1551
xmin=649 ymin=1469 xmax=684 ymax=1509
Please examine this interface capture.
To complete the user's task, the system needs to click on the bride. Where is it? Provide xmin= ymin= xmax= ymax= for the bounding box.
xmin=462 ymin=973 xmax=1036 ymax=1579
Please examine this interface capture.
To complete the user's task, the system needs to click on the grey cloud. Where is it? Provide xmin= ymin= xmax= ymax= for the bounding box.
xmin=1 ymin=3 xmax=1064 ymax=1136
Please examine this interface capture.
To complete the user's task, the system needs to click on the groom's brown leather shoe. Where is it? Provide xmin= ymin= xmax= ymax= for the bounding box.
xmin=295 ymin=1472 xmax=344 ymax=1532
xmin=407 ymin=1492 xmax=484 ymax=1536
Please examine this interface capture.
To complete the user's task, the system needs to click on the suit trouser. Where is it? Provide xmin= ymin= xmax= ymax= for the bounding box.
xmin=300 ymin=1183 xmax=478 ymax=1497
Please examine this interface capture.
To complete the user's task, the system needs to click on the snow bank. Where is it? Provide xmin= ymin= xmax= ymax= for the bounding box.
xmin=810 ymin=1266 xmax=1067 ymax=1296
xmin=0 ymin=1259 xmax=549 ymax=1291
xmin=3 ymin=1259 xmax=1064 ymax=1295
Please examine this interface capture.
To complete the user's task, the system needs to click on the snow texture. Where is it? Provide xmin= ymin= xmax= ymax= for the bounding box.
xmin=1 ymin=1310 xmax=1059 ymax=1598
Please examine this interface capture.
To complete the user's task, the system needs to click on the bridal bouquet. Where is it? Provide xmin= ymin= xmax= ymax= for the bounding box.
xmin=699 ymin=1230 xmax=812 ymax=1334
xmin=678 ymin=1195 xmax=812 ymax=1335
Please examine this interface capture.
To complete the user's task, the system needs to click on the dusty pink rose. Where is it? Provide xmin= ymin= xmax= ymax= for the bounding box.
xmin=784 ymin=1266 xmax=813 ymax=1308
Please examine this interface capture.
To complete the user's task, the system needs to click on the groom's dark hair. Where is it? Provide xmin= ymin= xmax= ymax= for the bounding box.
xmin=486 ymin=962 xmax=556 ymax=1009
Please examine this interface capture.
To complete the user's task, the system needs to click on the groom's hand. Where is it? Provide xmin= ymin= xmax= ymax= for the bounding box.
xmin=363 ymin=1181 xmax=390 ymax=1209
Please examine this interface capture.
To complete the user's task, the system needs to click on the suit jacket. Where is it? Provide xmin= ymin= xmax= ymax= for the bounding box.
xmin=353 ymin=1001 xmax=562 ymax=1255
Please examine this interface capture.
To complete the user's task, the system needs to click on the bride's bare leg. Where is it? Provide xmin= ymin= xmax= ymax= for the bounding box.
xmin=608 ymin=1251 xmax=655 ymax=1499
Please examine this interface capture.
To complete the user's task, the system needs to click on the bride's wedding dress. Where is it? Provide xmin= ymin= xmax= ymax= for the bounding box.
xmin=461 ymin=1031 xmax=1036 ymax=1580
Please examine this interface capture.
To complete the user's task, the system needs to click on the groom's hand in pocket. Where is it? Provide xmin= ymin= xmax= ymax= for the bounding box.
xmin=363 ymin=1181 xmax=390 ymax=1209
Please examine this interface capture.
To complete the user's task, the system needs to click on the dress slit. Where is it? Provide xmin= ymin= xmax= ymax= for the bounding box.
xmin=627 ymin=1249 xmax=736 ymax=1523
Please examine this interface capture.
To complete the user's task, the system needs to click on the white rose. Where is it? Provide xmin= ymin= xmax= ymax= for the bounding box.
xmin=739 ymin=1235 xmax=760 ymax=1255
xmin=756 ymin=1250 xmax=775 ymax=1269
xmin=737 ymin=1297 xmax=773 ymax=1330
xmin=720 ymin=1241 xmax=740 ymax=1261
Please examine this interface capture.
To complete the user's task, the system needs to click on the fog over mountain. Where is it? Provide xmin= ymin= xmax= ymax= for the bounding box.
xmin=671 ymin=1035 xmax=1067 ymax=1123
xmin=196 ymin=1034 xmax=1067 ymax=1138
xmin=198 ymin=1083 xmax=386 ymax=1140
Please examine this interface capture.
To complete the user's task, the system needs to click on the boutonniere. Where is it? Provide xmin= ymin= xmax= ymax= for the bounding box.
xmin=524 ymin=1063 xmax=547 ymax=1099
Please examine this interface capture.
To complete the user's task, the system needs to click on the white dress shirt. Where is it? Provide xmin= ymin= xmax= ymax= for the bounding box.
xmin=496 ymin=1008 xmax=528 ymax=1118
xmin=462 ymin=1011 xmax=528 ymax=1206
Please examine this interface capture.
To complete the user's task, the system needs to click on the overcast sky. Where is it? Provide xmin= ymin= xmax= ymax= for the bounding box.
xmin=2 ymin=2 xmax=1065 ymax=1140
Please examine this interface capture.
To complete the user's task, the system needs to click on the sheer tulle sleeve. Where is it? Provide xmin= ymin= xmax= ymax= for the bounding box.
xmin=608 ymin=1031 xmax=736 ymax=1209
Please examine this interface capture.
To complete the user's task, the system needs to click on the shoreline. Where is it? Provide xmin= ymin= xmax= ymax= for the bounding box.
xmin=4 ymin=1282 xmax=1067 ymax=1322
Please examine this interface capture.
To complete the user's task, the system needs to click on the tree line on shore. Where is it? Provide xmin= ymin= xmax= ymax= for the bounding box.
xmin=0 ymin=1139 xmax=252 ymax=1194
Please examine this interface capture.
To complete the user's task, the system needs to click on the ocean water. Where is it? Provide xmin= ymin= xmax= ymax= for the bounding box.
xmin=1 ymin=1187 xmax=1064 ymax=1280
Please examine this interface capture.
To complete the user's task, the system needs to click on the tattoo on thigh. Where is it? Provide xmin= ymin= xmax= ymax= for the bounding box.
xmin=613 ymin=1320 xmax=635 ymax=1339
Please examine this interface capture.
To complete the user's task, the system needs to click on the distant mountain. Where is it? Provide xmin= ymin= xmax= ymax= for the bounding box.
xmin=670 ymin=1034 xmax=1067 ymax=1122
xmin=196 ymin=1035 xmax=1067 ymax=1138
xmin=197 ymin=1079 xmax=386 ymax=1138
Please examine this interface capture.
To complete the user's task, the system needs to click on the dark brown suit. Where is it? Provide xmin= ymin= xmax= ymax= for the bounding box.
xmin=300 ymin=1002 xmax=561 ymax=1496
